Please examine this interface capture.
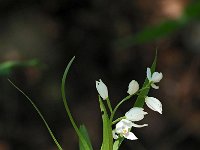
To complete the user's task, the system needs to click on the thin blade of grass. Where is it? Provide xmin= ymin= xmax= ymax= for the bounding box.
xmin=61 ymin=56 xmax=92 ymax=150
xmin=0 ymin=59 xmax=41 ymax=76
xmin=8 ymin=79 xmax=63 ymax=150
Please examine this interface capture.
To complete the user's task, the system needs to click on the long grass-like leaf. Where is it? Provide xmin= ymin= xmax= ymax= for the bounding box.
xmin=114 ymin=1 xmax=200 ymax=49
xmin=8 ymin=79 xmax=63 ymax=150
xmin=61 ymin=56 xmax=92 ymax=150
xmin=99 ymin=96 xmax=113 ymax=150
xmin=134 ymin=50 xmax=157 ymax=107
xmin=79 ymin=125 xmax=93 ymax=150
xmin=0 ymin=59 xmax=41 ymax=76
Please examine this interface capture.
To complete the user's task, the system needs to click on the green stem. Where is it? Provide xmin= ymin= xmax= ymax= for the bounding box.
xmin=112 ymin=116 xmax=126 ymax=125
xmin=110 ymin=95 xmax=132 ymax=122
xmin=138 ymin=86 xmax=150 ymax=92
xmin=110 ymin=83 xmax=151 ymax=122
xmin=106 ymin=98 xmax=113 ymax=114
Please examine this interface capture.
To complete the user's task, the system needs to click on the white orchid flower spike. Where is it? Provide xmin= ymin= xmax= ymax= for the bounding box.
xmin=115 ymin=119 xmax=138 ymax=140
xmin=127 ymin=80 xmax=139 ymax=95
xmin=145 ymin=96 xmax=162 ymax=114
xmin=96 ymin=79 xmax=108 ymax=100
xmin=147 ymin=67 xmax=163 ymax=89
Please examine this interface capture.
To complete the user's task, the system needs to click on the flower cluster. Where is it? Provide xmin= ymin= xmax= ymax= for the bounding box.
xmin=10 ymin=55 xmax=163 ymax=150
xmin=96 ymin=67 xmax=163 ymax=140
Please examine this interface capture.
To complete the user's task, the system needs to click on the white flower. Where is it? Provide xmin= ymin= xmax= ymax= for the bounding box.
xmin=145 ymin=96 xmax=162 ymax=114
xmin=96 ymin=79 xmax=108 ymax=100
xmin=125 ymin=107 xmax=148 ymax=121
xmin=125 ymin=107 xmax=148 ymax=128
xmin=127 ymin=80 xmax=139 ymax=95
xmin=115 ymin=119 xmax=138 ymax=140
xmin=147 ymin=67 xmax=163 ymax=89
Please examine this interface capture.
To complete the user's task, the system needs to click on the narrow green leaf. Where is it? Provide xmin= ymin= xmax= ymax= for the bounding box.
xmin=99 ymin=96 xmax=113 ymax=150
xmin=8 ymin=79 xmax=63 ymax=150
xmin=134 ymin=51 xmax=157 ymax=107
xmin=113 ymin=137 xmax=123 ymax=150
xmin=0 ymin=59 xmax=41 ymax=76
xmin=61 ymin=56 xmax=92 ymax=150
xmin=114 ymin=1 xmax=200 ymax=49
xmin=79 ymin=125 xmax=93 ymax=150
xmin=183 ymin=1 xmax=200 ymax=19
xmin=114 ymin=20 xmax=181 ymax=49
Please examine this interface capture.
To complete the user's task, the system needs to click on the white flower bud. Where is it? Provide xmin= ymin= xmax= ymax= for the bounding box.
xmin=125 ymin=107 xmax=148 ymax=122
xmin=145 ymin=96 xmax=162 ymax=114
xmin=96 ymin=79 xmax=108 ymax=100
xmin=127 ymin=80 xmax=139 ymax=95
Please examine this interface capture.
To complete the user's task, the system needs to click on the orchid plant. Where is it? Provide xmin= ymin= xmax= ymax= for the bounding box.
xmin=8 ymin=52 xmax=163 ymax=150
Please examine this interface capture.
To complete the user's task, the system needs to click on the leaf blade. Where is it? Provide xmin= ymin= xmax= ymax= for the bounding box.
xmin=8 ymin=79 xmax=63 ymax=150
xmin=79 ymin=125 xmax=93 ymax=150
xmin=99 ymin=96 xmax=113 ymax=150
xmin=134 ymin=50 xmax=157 ymax=107
xmin=61 ymin=56 xmax=92 ymax=150
xmin=113 ymin=137 xmax=123 ymax=150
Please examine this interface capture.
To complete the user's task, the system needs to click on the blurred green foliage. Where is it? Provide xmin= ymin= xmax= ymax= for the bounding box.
xmin=0 ymin=59 xmax=41 ymax=76
xmin=115 ymin=1 xmax=200 ymax=48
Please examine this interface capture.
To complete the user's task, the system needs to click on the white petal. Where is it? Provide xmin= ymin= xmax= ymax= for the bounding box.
xmin=125 ymin=107 xmax=148 ymax=122
xmin=131 ymin=122 xmax=148 ymax=128
xmin=96 ymin=79 xmax=108 ymax=100
xmin=115 ymin=121 xmax=124 ymax=133
xmin=146 ymin=67 xmax=152 ymax=81
xmin=116 ymin=121 xmax=130 ymax=134
xmin=151 ymin=83 xmax=159 ymax=89
xmin=112 ymin=130 xmax=119 ymax=139
xmin=145 ymin=97 xmax=162 ymax=114
xmin=120 ymin=119 xmax=133 ymax=128
xmin=115 ymin=119 xmax=133 ymax=135
xmin=123 ymin=132 xmax=138 ymax=140
xmin=151 ymin=72 xmax=163 ymax=83
xmin=127 ymin=80 xmax=139 ymax=95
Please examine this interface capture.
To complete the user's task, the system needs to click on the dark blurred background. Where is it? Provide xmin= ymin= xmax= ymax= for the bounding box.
xmin=0 ymin=0 xmax=200 ymax=150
